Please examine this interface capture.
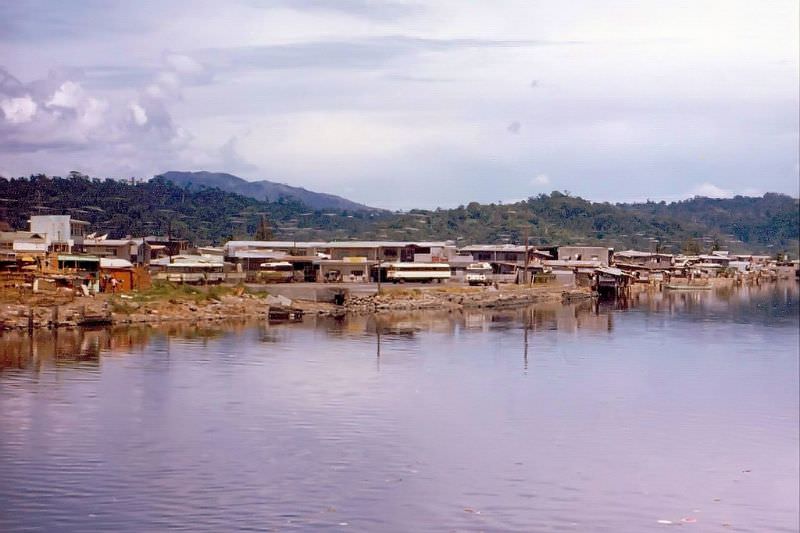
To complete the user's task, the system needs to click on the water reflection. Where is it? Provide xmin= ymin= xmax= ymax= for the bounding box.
xmin=0 ymin=283 xmax=797 ymax=532
xmin=2 ymin=282 xmax=796 ymax=374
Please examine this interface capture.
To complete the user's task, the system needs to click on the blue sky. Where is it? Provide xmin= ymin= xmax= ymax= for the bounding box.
xmin=0 ymin=1 xmax=798 ymax=209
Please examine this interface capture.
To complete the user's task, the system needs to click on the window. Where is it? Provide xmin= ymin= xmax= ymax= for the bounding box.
xmin=351 ymin=270 xmax=363 ymax=277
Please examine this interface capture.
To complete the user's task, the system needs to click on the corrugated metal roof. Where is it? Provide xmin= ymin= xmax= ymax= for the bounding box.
xmin=459 ymin=244 xmax=527 ymax=252
xmin=327 ymin=241 xmax=448 ymax=248
xmin=100 ymin=258 xmax=133 ymax=268
xmin=58 ymin=255 xmax=100 ymax=262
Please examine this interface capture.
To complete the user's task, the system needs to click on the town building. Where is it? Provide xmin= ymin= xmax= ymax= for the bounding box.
xmin=557 ymin=246 xmax=610 ymax=265
xmin=29 ymin=215 xmax=90 ymax=252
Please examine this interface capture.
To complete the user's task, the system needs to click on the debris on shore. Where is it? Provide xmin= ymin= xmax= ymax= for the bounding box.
xmin=0 ymin=283 xmax=590 ymax=331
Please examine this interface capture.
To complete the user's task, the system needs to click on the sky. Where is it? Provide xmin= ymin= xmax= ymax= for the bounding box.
xmin=0 ymin=1 xmax=798 ymax=210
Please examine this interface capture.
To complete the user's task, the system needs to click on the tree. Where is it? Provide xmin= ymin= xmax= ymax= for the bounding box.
xmin=682 ymin=238 xmax=701 ymax=255
xmin=255 ymin=214 xmax=273 ymax=240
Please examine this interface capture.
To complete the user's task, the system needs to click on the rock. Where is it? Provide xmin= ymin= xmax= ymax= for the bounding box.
xmin=266 ymin=294 xmax=293 ymax=307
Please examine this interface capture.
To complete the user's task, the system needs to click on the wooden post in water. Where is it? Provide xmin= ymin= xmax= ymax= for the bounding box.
xmin=27 ymin=307 xmax=33 ymax=335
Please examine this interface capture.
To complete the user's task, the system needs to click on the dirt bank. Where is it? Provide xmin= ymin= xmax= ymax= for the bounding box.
xmin=343 ymin=285 xmax=592 ymax=313
xmin=0 ymin=283 xmax=589 ymax=331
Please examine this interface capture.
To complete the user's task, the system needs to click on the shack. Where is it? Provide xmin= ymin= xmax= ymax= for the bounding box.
xmin=99 ymin=257 xmax=136 ymax=292
xmin=594 ymin=267 xmax=634 ymax=297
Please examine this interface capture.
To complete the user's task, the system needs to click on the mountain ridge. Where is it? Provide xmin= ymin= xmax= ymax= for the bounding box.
xmin=157 ymin=171 xmax=379 ymax=212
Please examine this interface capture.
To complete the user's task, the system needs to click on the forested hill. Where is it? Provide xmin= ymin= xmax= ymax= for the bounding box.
xmin=0 ymin=174 xmax=797 ymax=254
xmin=369 ymin=192 xmax=798 ymax=254
xmin=159 ymin=170 xmax=379 ymax=212
xmin=0 ymin=174 xmax=385 ymax=244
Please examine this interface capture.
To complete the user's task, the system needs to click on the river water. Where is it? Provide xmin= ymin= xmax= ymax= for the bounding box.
xmin=1 ymin=284 xmax=798 ymax=532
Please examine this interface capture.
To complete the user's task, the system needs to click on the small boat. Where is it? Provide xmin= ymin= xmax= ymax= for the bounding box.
xmin=268 ymin=307 xmax=304 ymax=323
xmin=78 ymin=315 xmax=113 ymax=327
xmin=664 ymin=283 xmax=712 ymax=291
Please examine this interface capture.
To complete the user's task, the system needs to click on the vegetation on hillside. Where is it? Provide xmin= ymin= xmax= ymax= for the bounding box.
xmin=0 ymin=173 xmax=385 ymax=244
xmin=0 ymin=173 xmax=797 ymax=255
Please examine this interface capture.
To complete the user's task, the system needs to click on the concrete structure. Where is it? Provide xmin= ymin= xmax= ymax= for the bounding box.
xmin=557 ymin=246 xmax=610 ymax=265
xmin=129 ymin=239 xmax=151 ymax=265
xmin=225 ymin=240 xmax=327 ymax=258
xmin=82 ymin=238 xmax=134 ymax=260
xmin=143 ymin=236 xmax=189 ymax=258
xmin=613 ymin=250 xmax=674 ymax=268
xmin=0 ymin=231 xmax=49 ymax=260
xmin=326 ymin=241 xmax=455 ymax=262
xmin=29 ymin=215 xmax=90 ymax=252
xmin=459 ymin=244 xmax=533 ymax=264
xmin=318 ymin=258 xmax=376 ymax=283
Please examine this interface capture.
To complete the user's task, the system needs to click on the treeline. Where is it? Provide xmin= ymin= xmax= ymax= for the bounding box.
xmin=0 ymin=173 xmax=385 ymax=244
xmin=367 ymin=192 xmax=799 ymax=254
xmin=0 ymin=174 xmax=797 ymax=254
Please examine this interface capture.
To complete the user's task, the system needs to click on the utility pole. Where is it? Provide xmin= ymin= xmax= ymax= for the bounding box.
xmin=523 ymin=229 xmax=530 ymax=285
xmin=376 ymin=245 xmax=382 ymax=294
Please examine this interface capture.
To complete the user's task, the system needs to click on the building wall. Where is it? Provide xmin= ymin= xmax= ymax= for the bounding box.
xmin=329 ymin=247 xmax=380 ymax=261
xmin=83 ymin=244 xmax=129 ymax=258
xmin=558 ymin=246 xmax=610 ymax=265
xmin=30 ymin=215 xmax=73 ymax=250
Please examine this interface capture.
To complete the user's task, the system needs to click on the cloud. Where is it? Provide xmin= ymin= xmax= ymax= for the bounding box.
xmin=164 ymin=53 xmax=205 ymax=76
xmin=691 ymin=182 xmax=733 ymax=198
xmin=531 ymin=174 xmax=550 ymax=186
xmin=46 ymin=81 xmax=84 ymax=109
xmin=1 ymin=1 xmax=798 ymax=207
xmin=196 ymin=36 xmax=574 ymax=72
xmin=1 ymin=95 xmax=37 ymax=123
xmin=129 ymin=102 xmax=148 ymax=126
xmin=261 ymin=0 xmax=420 ymax=21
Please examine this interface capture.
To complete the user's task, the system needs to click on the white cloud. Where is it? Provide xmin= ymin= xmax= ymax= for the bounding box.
xmin=129 ymin=102 xmax=148 ymax=126
xmin=164 ymin=53 xmax=205 ymax=76
xmin=531 ymin=174 xmax=550 ymax=186
xmin=1 ymin=95 xmax=37 ymax=124
xmin=0 ymin=1 xmax=797 ymax=206
xmin=46 ymin=81 xmax=84 ymax=109
xmin=691 ymin=182 xmax=733 ymax=198
xmin=79 ymin=97 xmax=108 ymax=129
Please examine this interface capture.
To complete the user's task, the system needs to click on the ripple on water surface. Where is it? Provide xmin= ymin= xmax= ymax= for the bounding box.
xmin=0 ymin=284 xmax=798 ymax=531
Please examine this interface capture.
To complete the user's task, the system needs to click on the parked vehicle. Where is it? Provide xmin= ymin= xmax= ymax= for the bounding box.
xmin=158 ymin=262 xmax=225 ymax=284
xmin=258 ymin=262 xmax=294 ymax=283
xmin=385 ymin=262 xmax=451 ymax=283
xmin=465 ymin=262 xmax=493 ymax=286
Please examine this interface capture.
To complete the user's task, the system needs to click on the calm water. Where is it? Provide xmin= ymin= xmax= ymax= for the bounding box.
xmin=1 ymin=284 xmax=798 ymax=532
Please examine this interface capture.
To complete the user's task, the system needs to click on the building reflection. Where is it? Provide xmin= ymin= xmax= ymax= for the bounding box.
xmin=1 ymin=282 xmax=795 ymax=373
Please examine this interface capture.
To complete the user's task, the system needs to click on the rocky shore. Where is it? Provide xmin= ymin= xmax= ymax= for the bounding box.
xmin=0 ymin=284 xmax=591 ymax=331
xmin=342 ymin=286 xmax=592 ymax=313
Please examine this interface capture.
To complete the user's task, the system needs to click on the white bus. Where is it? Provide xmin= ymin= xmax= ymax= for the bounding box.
xmin=258 ymin=261 xmax=294 ymax=283
xmin=157 ymin=262 xmax=225 ymax=284
xmin=385 ymin=262 xmax=451 ymax=283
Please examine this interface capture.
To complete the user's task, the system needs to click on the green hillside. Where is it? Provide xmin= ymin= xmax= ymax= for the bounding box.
xmin=0 ymin=174 xmax=797 ymax=255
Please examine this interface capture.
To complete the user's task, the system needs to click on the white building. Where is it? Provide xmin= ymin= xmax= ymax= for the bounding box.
xmin=28 ymin=215 xmax=90 ymax=253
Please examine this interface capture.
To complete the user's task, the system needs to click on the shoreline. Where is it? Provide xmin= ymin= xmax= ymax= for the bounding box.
xmin=0 ymin=283 xmax=596 ymax=331
xmin=1 ymin=276 xmax=769 ymax=332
